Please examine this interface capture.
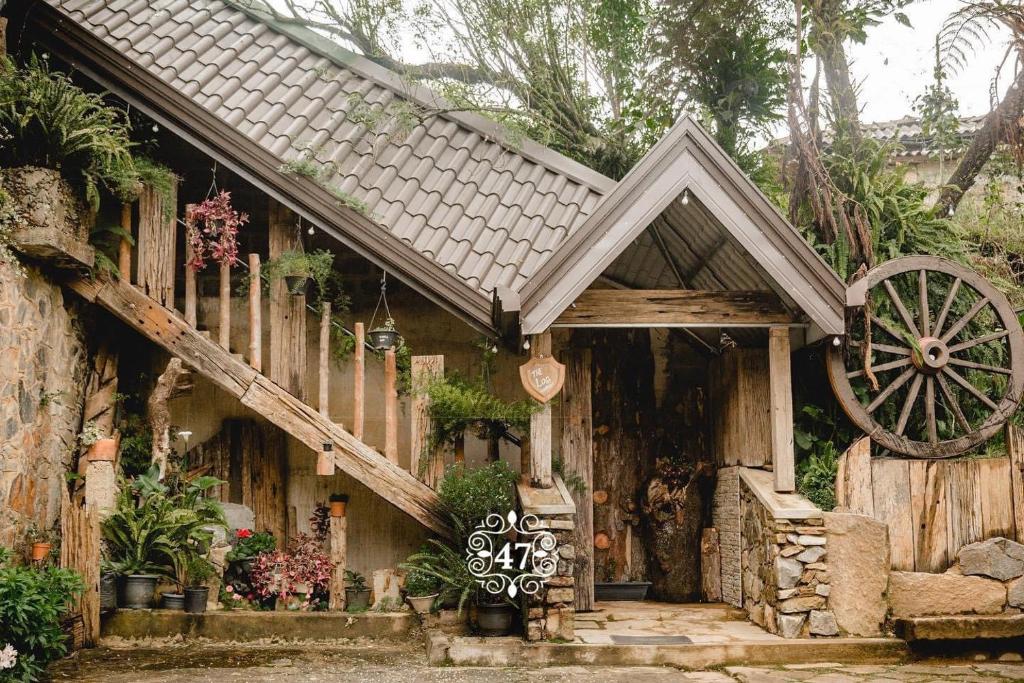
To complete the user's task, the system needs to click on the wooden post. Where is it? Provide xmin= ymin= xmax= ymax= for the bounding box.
xmin=410 ymin=356 xmax=444 ymax=485
xmin=184 ymin=205 xmax=197 ymax=327
xmin=247 ymin=253 xmax=262 ymax=372
xmin=768 ymin=327 xmax=795 ymax=492
xmin=529 ymin=331 xmax=554 ymax=488
xmin=561 ymin=348 xmax=593 ymax=611
xmin=353 ymin=323 xmax=365 ymax=440
xmin=329 ymin=506 xmax=348 ymax=610
xmin=137 ymin=180 xmax=178 ymax=306
xmin=218 ymin=261 xmax=231 ymax=350
xmin=268 ymin=200 xmax=307 ymax=399
xmin=118 ymin=202 xmax=132 ymax=282
xmin=701 ymin=528 xmax=722 ymax=602
xmin=384 ymin=348 xmax=399 ymax=465
xmin=1009 ymin=424 xmax=1024 ymax=544
xmin=319 ymin=302 xmax=331 ymax=417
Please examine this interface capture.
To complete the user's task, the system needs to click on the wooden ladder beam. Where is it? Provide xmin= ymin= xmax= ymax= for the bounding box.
xmin=65 ymin=275 xmax=454 ymax=539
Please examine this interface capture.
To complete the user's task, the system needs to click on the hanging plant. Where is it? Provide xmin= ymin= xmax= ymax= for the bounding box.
xmin=185 ymin=191 xmax=248 ymax=271
xmin=263 ymin=249 xmax=334 ymax=297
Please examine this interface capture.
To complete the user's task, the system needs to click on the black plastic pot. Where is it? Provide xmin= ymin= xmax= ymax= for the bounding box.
xmin=100 ymin=572 xmax=117 ymax=611
xmin=368 ymin=328 xmax=400 ymax=351
xmin=161 ymin=592 xmax=185 ymax=610
xmin=345 ymin=587 xmax=371 ymax=611
xmin=123 ymin=575 xmax=159 ymax=609
xmin=184 ymin=586 xmax=209 ymax=614
xmin=594 ymin=581 xmax=651 ymax=601
xmin=476 ymin=602 xmax=515 ymax=636
xmin=283 ymin=275 xmax=309 ymax=295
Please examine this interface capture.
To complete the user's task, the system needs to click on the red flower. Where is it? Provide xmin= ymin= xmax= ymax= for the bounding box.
xmin=237 ymin=528 xmax=252 ymax=539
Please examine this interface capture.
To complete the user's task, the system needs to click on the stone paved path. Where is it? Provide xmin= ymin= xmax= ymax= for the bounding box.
xmin=48 ymin=640 xmax=1024 ymax=682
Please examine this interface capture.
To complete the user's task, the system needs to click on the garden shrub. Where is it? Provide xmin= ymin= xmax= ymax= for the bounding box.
xmin=0 ymin=548 xmax=83 ymax=682
xmin=437 ymin=460 xmax=519 ymax=535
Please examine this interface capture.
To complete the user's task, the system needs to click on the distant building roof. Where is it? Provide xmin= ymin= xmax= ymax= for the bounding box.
xmin=858 ymin=115 xmax=986 ymax=158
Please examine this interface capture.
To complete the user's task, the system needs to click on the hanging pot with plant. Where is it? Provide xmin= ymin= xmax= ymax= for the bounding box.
xmin=185 ymin=191 xmax=248 ymax=271
xmin=368 ymin=318 xmax=400 ymax=351
xmin=264 ymin=248 xmax=335 ymax=298
xmin=329 ymin=493 xmax=348 ymax=518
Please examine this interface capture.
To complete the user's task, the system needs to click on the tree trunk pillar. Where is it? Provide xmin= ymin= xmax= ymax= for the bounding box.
xmin=769 ymin=327 xmax=795 ymax=492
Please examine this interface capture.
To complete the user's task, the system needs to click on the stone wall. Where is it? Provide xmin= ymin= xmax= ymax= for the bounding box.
xmin=712 ymin=466 xmax=741 ymax=607
xmin=739 ymin=476 xmax=837 ymax=638
xmin=522 ymin=511 xmax=576 ymax=642
xmin=0 ymin=263 xmax=89 ymax=548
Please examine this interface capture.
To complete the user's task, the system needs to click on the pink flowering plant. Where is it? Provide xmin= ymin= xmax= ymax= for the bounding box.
xmin=249 ymin=533 xmax=332 ymax=610
xmin=185 ymin=191 xmax=248 ymax=271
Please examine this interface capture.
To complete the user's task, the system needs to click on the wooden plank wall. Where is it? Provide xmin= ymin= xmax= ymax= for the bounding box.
xmin=708 ymin=348 xmax=771 ymax=467
xmin=839 ymin=425 xmax=1024 ymax=572
xmin=136 ymin=180 xmax=178 ymax=308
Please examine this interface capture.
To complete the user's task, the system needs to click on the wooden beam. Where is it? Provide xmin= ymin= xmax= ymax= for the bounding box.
xmin=118 ymin=202 xmax=132 ymax=283
xmin=319 ymin=302 xmax=331 ymax=418
xmin=384 ymin=348 xmax=399 ymax=465
xmin=247 ymin=253 xmax=262 ymax=372
xmin=218 ymin=262 xmax=231 ymax=350
xmin=529 ymin=331 xmax=554 ymax=488
xmin=411 ymin=356 xmax=444 ymax=487
xmin=553 ymin=289 xmax=797 ymax=328
xmin=560 ymin=348 xmax=593 ymax=610
xmin=1009 ymin=424 xmax=1024 ymax=544
xmin=769 ymin=327 xmax=795 ymax=492
xmin=491 ymin=285 xmax=522 ymax=348
xmin=65 ymin=276 xmax=454 ymax=539
xmin=353 ymin=323 xmax=365 ymax=440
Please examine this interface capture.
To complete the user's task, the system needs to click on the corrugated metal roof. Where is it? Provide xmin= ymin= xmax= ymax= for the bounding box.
xmin=41 ymin=0 xmax=612 ymax=301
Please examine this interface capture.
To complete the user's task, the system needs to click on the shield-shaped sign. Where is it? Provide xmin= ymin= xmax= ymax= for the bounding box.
xmin=519 ymin=356 xmax=566 ymax=403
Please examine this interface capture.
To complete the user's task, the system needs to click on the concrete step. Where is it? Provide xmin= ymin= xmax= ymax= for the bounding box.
xmin=895 ymin=614 xmax=1024 ymax=641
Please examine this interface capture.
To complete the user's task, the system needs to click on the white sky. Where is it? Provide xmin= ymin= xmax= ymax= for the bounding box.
xmin=847 ymin=0 xmax=1009 ymax=122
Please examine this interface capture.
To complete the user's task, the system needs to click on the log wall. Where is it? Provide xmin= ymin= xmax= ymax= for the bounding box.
xmin=837 ymin=425 xmax=1024 ymax=572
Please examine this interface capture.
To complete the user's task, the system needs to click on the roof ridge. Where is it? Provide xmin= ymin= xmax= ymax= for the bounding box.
xmin=226 ymin=0 xmax=616 ymax=193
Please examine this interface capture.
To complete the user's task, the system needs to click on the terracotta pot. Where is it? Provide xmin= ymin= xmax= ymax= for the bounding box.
xmin=31 ymin=542 xmax=52 ymax=561
xmin=330 ymin=500 xmax=347 ymax=517
xmin=87 ymin=438 xmax=118 ymax=462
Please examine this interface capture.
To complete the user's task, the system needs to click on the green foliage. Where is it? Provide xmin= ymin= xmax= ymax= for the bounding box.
xmin=794 ymin=402 xmax=857 ymax=512
xmin=185 ymin=555 xmax=216 ymax=587
xmin=344 ymin=569 xmax=367 ymax=591
xmin=399 ymin=539 xmax=477 ymax=613
xmin=0 ymin=179 xmax=24 ymax=280
xmin=101 ymin=471 xmax=226 ymax=586
xmin=437 ymin=461 xmax=519 ymax=536
xmin=107 ymin=156 xmax=179 ymax=218
xmin=425 ymin=374 xmax=537 ymax=456
xmin=797 ymin=443 xmax=840 ymax=511
xmin=224 ymin=531 xmax=277 ymax=562
xmin=263 ymin=249 xmax=335 ymax=299
xmin=117 ymin=411 xmax=153 ymax=479
xmin=914 ymin=39 xmax=962 ymax=175
xmin=0 ymin=551 xmax=83 ymax=683
xmin=403 ymin=566 xmax=442 ymax=597
xmin=88 ymin=222 xmax=134 ymax=279
xmin=0 ymin=55 xmax=135 ymax=212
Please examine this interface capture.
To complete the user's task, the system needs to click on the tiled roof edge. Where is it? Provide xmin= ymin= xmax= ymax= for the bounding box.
xmin=227 ymin=0 xmax=616 ymax=194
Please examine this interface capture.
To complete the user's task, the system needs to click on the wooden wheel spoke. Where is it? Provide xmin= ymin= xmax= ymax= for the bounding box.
xmin=871 ymin=315 xmax=908 ymax=344
xmin=941 ymin=296 xmax=990 ymax=343
xmin=883 ymin=279 xmax=921 ymax=339
xmin=948 ymin=329 xmax=1010 ymax=354
xmin=936 ymin=373 xmax=972 ymax=433
xmin=932 ymin=276 xmax=961 ymax=338
xmin=847 ymin=357 xmax=911 ymax=379
xmin=849 ymin=341 xmax=911 ymax=356
xmin=867 ymin=367 xmax=916 ymax=413
xmin=947 ymin=357 xmax=1012 ymax=375
xmin=943 ymin=366 xmax=999 ymax=411
xmin=919 ymin=269 xmax=930 ymax=337
xmin=895 ymin=373 xmax=924 ymax=436
xmin=925 ymin=376 xmax=938 ymax=444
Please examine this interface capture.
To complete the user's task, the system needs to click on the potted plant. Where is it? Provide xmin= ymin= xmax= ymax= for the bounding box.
xmin=263 ymin=248 xmax=334 ymax=296
xmin=184 ymin=556 xmax=215 ymax=614
xmin=403 ymin=567 xmax=440 ymax=615
xmin=79 ymin=421 xmax=117 ymax=462
xmin=475 ymin=591 xmax=516 ymax=636
xmin=26 ymin=524 xmax=53 ymax=562
xmin=99 ymin=563 xmax=118 ymax=612
xmin=368 ymin=317 xmax=400 ymax=351
xmin=185 ymin=191 xmax=248 ymax=271
xmin=344 ymin=570 xmax=371 ymax=611
xmin=329 ymin=493 xmax=348 ymax=518
xmin=250 ymin=534 xmax=332 ymax=611
xmin=225 ymin=529 xmax=276 ymax=574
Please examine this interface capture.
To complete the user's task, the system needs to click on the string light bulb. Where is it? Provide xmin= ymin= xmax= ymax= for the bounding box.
xmin=681 ymin=189 xmax=690 ymax=206
xmin=523 ymin=339 xmax=531 ymax=350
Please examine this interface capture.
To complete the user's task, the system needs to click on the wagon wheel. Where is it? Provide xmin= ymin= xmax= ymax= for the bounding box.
xmin=827 ymin=256 xmax=1024 ymax=458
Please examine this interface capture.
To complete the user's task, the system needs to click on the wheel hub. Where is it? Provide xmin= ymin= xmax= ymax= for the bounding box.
xmin=912 ymin=336 xmax=949 ymax=375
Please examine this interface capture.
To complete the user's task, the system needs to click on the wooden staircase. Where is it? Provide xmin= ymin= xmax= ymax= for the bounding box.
xmin=66 ymin=275 xmax=454 ymax=539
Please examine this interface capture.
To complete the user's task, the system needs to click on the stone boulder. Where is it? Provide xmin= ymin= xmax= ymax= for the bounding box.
xmin=824 ymin=512 xmax=889 ymax=636
xmin=888 ymin=571 xmax=1006 ymax=618
xmin=221 ymin=503 xmax=255 ymax=532
xmin=957 ymin=537 xmax=1024 ymax=581
xmin=1008 ymin=577 xmax=1024 ymax=608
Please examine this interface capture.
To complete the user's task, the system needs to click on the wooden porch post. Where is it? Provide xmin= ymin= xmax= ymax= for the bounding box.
xmin=769 ymin=326 xmax=795 ymax=492
xmin=530 ymin=331 xmax=554 ymax=488
xmin=561 ymin=348 xmax=593 ymax=611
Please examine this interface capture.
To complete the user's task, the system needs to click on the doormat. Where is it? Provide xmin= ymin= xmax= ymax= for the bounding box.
xmin=609 ymin=635 xmax=693 ymax=645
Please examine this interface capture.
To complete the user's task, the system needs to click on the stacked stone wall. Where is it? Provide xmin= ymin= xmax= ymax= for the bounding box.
xmin=522 ymin=513 xmax=575 ymax=642
xmin=740 ymin=479 xmax=838 ymax=638
xmin=712 ymin=466 xmax=741 ymax=607
xmin=0 ymin=264 xmax=88 ymax=549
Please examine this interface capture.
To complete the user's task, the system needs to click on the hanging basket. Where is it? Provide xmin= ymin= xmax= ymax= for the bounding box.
xmin=283 ymin=274 xmax=310 ymax=295
xmin=368 ymin=328 xmax=400 ymax=351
